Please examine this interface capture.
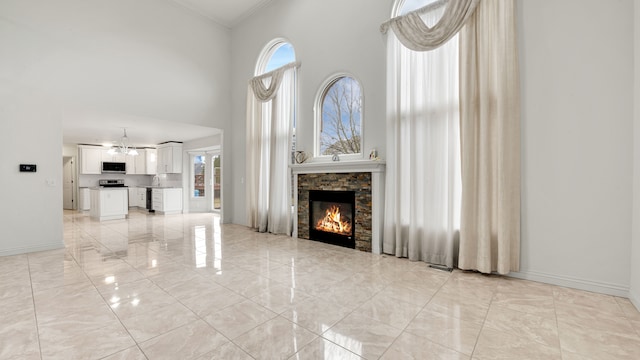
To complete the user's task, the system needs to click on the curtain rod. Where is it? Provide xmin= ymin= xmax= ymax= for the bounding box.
xmin=381 ymin=0 xmax=449 ymax=34
xmin=251 ymin=61 xmax=301 ymax=82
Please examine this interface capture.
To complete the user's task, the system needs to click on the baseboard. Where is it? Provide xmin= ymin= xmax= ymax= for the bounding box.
xmin=508 ymin=270 xmax=629 ymax=298
xmin=0 ymin=242 xmax=64 ymax=257
xmin=629 ymin=287 xmax=640 ymax=311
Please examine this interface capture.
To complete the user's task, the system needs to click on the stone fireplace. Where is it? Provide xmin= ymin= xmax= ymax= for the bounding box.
xmin=291 ymin=160 xmax=385 ymax=253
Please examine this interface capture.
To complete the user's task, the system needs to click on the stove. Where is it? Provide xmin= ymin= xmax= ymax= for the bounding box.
xmin=99 ymin=179 xmax=126 ymax=188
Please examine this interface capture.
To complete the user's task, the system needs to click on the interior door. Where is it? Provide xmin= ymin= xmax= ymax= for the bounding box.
xmin=63 ymin=157 xmax=75 ymax=209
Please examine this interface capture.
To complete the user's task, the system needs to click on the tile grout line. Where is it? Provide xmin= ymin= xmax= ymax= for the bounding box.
xmin=26 ymin=253 xmax=44 ymax=360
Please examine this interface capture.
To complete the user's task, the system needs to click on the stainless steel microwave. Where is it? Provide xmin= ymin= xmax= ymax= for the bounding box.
xmin=102 ymin=162 xmax=126 ymax=174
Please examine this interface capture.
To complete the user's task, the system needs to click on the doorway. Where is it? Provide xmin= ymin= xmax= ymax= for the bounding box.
xmin=63 ymin=156 xmax=75 ymax=210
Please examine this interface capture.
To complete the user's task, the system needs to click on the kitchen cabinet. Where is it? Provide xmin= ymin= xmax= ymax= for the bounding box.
xmin=157 ymin=142 xmax=182 ymax=174
xmin=125 ymin=187 xmax=147 ymax=208
xmin=137 ymin=187 xmax=147 ymax=208
xmin=152 ymin=188 xmax=182 ymax=215
xmin=90 ymin=188 xmax=128 ymax=221
xmin=101 ymin=150 xmax=126 ymax=163
xmin=126 ymin=155 xmax=136 ymax=175
xmin=79 ymin=188 xmax=91 ymax=211
xmin=132 ymin=149 xmax=157 ymax=175
xmin=128 ymin=187 xmax=136 ymax=207
xmin=79 ymin=146 xmax=103 ymax=175
xmin=145 ymin=149 xmax=157 ymax=174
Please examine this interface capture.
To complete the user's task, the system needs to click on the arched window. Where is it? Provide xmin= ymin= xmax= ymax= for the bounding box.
xmin=393 ymin=0 xmax=440 ymax=16
xmin=255 ymin=39 xmax=296 ymax=75
xmin=315 ymin=74 xmax=363 ymax=157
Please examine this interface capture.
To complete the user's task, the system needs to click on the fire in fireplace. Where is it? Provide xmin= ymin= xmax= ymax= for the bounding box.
xmin=309 ymin=190 xmax=356 ymax=249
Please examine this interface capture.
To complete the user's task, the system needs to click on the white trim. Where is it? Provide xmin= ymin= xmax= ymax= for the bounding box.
xmin=508 ymin=270 xmax=630 ymax=298
xmin=291 ymin=160 xmax=385 ymax=175
xmin=291 ymin=160 xmax=386 ymax=254
xmin=313 ymin=73 xmax=364 ymax=160
xmin=0 ymin=243 xmax=64 ymax=257
xmin=629 ymin=287 xmax=640 ymax=311
xmin=255 ymin=38 xmax=296 ymax=76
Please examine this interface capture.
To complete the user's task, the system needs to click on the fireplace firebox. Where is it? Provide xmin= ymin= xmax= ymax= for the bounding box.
xmin=309 ymin=190 xmax=356 ymax=249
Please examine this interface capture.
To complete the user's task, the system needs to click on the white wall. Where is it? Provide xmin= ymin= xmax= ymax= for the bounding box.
xmin=515 ymin=0 xmax=634 ymax=296
xmin=631 ymin=0 xmax=640 ymax=307
xmin=229 ymin=0 xmax=392 ymax=225
xmin=0 ymin=0 xmax=231 ymax=256
xmin=229 ymin=0 xmax=635 ymax=296
xmin=0 ymin=93 xmax=64 ymax=255
xmin=0 ymin=0 xmax=231 ymax=128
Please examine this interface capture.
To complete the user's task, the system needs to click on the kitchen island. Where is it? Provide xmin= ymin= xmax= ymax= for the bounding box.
xmin=89 ymin=187 xmax=128 ymax=221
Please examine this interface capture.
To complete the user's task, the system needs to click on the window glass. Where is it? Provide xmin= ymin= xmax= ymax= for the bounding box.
xmin=256 ymin=41 xmax=296 ymax=75
xmin=264 ymin=43 xmax=295 ymax=73
xmin=398 ymin=0 xmax=439 ymax=15
xmin=193 ymin=155 xmax=205 ymax=197
xmin=318 ymin=76 xmax=363 ymax=156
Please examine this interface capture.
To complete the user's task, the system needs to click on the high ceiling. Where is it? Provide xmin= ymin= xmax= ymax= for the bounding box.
xmin=61 ymin=0 xmax=269 ymax=147
xmin=169 ymin=0 xmax=274 ymax=27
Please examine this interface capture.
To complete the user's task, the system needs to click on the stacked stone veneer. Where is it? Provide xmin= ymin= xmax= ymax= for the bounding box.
xmin=298 ymin=172 xmax=372 ymax=252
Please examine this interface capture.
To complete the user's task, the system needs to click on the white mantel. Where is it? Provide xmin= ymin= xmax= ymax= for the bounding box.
xmin=291 ymin=160 xmax=386 ymax=254
xmin=291 ymin=159 xmax=386 ymax=175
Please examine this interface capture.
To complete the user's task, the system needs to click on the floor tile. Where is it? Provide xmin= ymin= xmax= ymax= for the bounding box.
xmin=0 ymin=308 xmax=40 ymax=360
xmin=139 ymin=319 xmax=228 ymax=360
xmin=120 ymin=301 xmax=199 ymax=342
xmin=39 ymin=321 xmax=135 ymax=360
xmin=234 ymin=316 xmax=317 ymax=359
xmin=404 ymin=308 xmax=482 ymax=355
xmin=472 ymin=327 xmax=561 ymax=360
xmin=280 ymin=296 xmax=353 ymax=335
xmin=196 ymin=342 xmax=253 ymax=360
xmin=203 ymin=299 xmax=277 ymax=339
xmin=381 ymin=331 xmax=469 ymax=360
xmin=323 ymin=312 xmax=402 ymax=360
xmin=289 ymin=337 xmax=363 ymax=360
xmin=3 ymin=210 xmax=638 ymax=360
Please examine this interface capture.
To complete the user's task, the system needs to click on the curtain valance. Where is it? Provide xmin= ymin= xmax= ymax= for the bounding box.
xmin=249 ymin=61 xmax=301 ymax=102
xmin=380 ymin=0 xmax=479 ymax=52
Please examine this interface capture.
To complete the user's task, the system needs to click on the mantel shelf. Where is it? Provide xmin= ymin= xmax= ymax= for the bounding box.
xmin=290 ymin=160 xmax=386 ymax=174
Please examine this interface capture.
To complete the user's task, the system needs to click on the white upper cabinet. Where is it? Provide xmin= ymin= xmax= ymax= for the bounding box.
xmin=145 ymin=149 xmax=157 ymax=175
xmin=133 ymin=149 xmax=157 ymax=175
xmin=126 ymin=154 xmax=136 ymax=174
xmin=101 ymin=150 xmax=126 ymax=163
xmin=79 ymin=146 xmax=103 ymax=175
xmin=157 ymin=142 xmax=182 ymax=174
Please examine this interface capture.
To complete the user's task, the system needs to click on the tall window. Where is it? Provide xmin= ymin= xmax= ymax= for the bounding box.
xmin=255 ymin=39 xmax=297 ymax=163
xmin=316 ymin=75 xmax=363 ymax=157
xmin=193 ymin=155 xmax=205 ymax=197
xmin=383 ymin=0 xmax=461 ymax=267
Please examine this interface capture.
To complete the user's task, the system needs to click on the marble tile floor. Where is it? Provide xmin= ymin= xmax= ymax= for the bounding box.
xmin=1 ymin=209 xmax=640 ymax=359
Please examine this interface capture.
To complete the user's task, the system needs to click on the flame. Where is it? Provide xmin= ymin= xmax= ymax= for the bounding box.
xmin=315 ymin=205 xmax=352 ymax=235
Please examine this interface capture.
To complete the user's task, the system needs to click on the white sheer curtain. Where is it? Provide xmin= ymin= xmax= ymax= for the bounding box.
xmin=246 ymin=64 xmax=297 ymax=235
xmin=383 ymin=6 xmax=461 ymax=268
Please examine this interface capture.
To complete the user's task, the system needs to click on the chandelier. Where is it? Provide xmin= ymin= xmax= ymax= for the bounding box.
xmin=108 ymin=128 xmax=139 ymax=156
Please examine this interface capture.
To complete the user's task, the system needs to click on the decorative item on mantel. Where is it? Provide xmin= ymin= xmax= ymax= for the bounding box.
xmin=295 ymin=151 xmax=308 ymax=164
xmin=332 ymin=153 xmax=340 ymax=162
xmin=369 ymin=148 xmax=379 ymax=160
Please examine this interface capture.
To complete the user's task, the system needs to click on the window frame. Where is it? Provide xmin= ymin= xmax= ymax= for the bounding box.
xmin=313 ymin=72 xmax=365 ymax=161
xmin=191 ymin=153 xmax=206 ymax=199
xmin=255 ymin=38 xmax=296 ymax=76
